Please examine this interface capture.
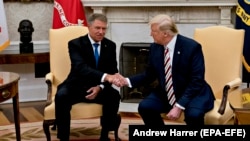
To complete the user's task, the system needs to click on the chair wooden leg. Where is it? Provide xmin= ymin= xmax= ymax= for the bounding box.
xmin=114 ymin=131 xmax=121 ymax=141
xmin=234 ymin=115 xmax=239 ymax=125
xmin=51 ymin=120 xmax=57 ymax=130
xmin=43 ymin=119 xmax=56 ymax=141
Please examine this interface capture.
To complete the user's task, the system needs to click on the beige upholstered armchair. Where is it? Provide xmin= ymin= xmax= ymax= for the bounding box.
xmin=193 ymin=25 xmax=245 ymax=124
xmin=234 ymin=110 xmax=250 ymax=125
xmin=42 ymin=26 xmax=120 ymax=141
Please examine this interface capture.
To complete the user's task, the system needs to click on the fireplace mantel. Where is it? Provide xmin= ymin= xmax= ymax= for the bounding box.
xmin=82 ymin=0 xmax=237 ymax=7
xmin=81 ymin=0 xmax=238 ymax=66
xmin=82 ymin=0 xmax=237 ymax=27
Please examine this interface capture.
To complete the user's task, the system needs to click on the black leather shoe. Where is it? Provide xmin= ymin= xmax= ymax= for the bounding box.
xmin=114 ymin=137 xmax=122 ymax=141
xmin=99 ymin=137 xmax=111 ymax=141
xmin=99 ymin=137 xmax=122 ymax=141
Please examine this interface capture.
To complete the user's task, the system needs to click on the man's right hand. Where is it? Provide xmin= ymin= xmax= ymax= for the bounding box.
xmin=104 ymin=73 xmax=128 ymax=87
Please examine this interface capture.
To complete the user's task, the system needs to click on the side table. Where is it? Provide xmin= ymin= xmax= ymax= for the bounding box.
xmin=0 ymin=51 xmax=50 ymax=78
xmin=0 ymin=52 xmax=49 ymax=64
xmin=0 ymin=72 xmax=21 ymax=140
xmin=228 ymin=88 xmax=250 ymax=125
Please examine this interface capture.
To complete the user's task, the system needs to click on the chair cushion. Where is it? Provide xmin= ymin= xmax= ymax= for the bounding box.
xmin=44 ymin=101 xmax=102 ymax=120
xmin=161 ymin=112 xmax=185 ymax=123
xmin=204 ymin=99 xmax=234 ymax=124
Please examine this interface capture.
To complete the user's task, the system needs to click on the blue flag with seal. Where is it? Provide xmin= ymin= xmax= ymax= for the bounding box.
xmin=235 ymin=0 xmax=250 ymax=84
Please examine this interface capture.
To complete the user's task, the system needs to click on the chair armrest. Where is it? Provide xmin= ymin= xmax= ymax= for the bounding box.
xmin=45 ymin=72 xmax=54 ymax=106
xmin=45 ymin=72 xmax=53 ymax=83
xmin=218 ymin=78 xmax=242 ymax=115
xmin=226 ymin=77 xmax=241 ymax=88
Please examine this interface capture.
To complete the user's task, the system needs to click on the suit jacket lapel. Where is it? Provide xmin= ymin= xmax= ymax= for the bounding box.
xmin=172 ymin=35 xmax=182 ymax=73
xmin=152 ymin=43 xmax=165 ymax=88
xmin=98 ymin=40 xmax=106 ymax=65
xmin=82 ymin=35 xmax=97 ymax=67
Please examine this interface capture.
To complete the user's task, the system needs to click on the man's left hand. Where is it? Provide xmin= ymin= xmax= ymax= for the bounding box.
xmin=85 ymin=86 xmax=101 ymax=100
xmin=166 ymin=106 xmax=182 ymax=121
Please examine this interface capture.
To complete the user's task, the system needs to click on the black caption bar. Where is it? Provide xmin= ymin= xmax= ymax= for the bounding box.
xmin=129 ymin=125 xmax=250 ymax=140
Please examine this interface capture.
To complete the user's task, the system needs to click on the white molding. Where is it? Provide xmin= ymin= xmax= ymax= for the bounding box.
xmin=82 ymin=0 xmax=237 ymax=7
xmin=2 ymin=40 xmax=49 ymax=53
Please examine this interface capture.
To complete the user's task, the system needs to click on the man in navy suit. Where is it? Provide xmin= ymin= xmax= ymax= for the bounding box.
xmin=112 ymin=14 xmax=215 ymax=126
xmin=55 ymin=13 xmax=121 ymax=141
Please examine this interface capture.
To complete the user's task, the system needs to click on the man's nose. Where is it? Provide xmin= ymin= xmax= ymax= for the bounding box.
xmin=99 ymin=28 xmax=106 ymax=33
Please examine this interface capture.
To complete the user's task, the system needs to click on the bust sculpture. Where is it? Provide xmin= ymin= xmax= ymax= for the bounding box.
xmin=18 ymin=19 xmax=34 ymax=53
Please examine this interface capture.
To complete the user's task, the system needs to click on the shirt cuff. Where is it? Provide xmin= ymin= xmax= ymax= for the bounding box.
xmin=101 ymin=73 xmax=107 ymax=82
xmin=99 ymin=84 xmax=104 ymax=89
xmin=175 ymin=103 xmax=185 ymax=110
xmin=126 ymin=78 xmax=132 ymax=88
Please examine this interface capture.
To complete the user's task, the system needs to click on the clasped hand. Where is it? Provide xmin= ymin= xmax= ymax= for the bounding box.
xmin=105 ymin=73 xmax=128 ymax=87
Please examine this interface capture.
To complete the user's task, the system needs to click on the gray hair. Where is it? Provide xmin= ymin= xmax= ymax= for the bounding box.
xmin=88 ymin=13 xmax=108 ymax=25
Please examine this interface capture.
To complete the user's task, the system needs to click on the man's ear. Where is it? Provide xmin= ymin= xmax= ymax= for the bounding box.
xmin=164 ymin=32 xmax=168 ymax=37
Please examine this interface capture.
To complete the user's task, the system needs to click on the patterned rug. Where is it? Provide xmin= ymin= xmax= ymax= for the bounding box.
xmin=0 ymin=116 xmax=183 ymax=141
xmin=0 ymin=117 xmax=142 ymax=141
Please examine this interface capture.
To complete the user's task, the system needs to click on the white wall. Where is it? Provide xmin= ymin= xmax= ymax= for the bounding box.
xmin=1 ymin=0 xmax=238 ymax=103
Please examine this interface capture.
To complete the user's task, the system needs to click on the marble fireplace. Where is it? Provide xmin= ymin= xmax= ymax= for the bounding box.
xmin=82 ymin=0 xmax=237 ymax=49
xmin=82 ymin=0 xmax=237 ymax=102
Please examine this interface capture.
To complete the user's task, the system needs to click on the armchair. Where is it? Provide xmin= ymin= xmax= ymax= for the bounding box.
xmin=193 ymin=25 xmax=245 ymax=124
xmin=234 ymin=110 xmax=250 ymax=125
xmin=42 ymin=26 xmax=119 ymax=141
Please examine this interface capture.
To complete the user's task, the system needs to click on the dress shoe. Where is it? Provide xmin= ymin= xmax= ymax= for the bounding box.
xmin=99 ymin=137 xmax=111 ymax=141
xmin=99 ymin=137 xmax=122 ymax=141
xmin=114 ymin=138 xmax=122 ymax=141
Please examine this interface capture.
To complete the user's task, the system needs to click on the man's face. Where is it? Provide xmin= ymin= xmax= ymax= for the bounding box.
xmin=88 ymin=19 xmax=107 ymax=42
xmin=150 ymin=24 xmax=165 ymax=45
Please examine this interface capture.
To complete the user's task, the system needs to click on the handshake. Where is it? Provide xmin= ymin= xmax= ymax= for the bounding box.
xmin=104 ymin=73 xmax=128 ymax=87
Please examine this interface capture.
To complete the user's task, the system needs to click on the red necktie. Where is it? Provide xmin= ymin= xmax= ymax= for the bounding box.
xmin=164 ymin=48 xmax=176 ymax=106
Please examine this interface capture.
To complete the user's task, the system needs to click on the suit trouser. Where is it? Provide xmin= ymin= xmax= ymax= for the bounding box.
xmin=55 ymin=85 xmax=121 ymax=140
xmin=138 ymin=92 xmax=205 ymax=126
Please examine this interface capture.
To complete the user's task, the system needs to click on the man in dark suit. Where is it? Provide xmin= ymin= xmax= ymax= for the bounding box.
xmin=112 ymin=14 xmax=215 ymax=126
xmin=55 ymin=13 xmax=121 ymax=141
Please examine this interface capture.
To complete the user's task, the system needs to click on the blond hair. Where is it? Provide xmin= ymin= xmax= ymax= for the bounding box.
xmin=149 ymin=14 xmax=178 ymax=36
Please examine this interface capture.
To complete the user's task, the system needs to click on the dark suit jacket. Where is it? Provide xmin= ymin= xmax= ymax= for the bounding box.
xmin=129 ymin=34 xmax=215 ymax=111
xmin=58 ymin=34 xmax=118 ymax=94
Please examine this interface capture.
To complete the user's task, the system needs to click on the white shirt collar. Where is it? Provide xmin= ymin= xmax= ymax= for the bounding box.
xmin=164 ymin=34 xmax=177 ymax=63
xmin=165 ymin=34 xmax=177 ymax=52
xmin=88 ymin=34 xmax=101 ymax=45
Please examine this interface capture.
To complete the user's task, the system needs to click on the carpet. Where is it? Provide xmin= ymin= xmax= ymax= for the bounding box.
xmin=0 ymin=117 xmax=183 ymax=141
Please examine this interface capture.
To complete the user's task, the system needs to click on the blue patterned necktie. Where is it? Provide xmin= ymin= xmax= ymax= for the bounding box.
xmin=93 ymin=43 xmax=99 ymax=67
